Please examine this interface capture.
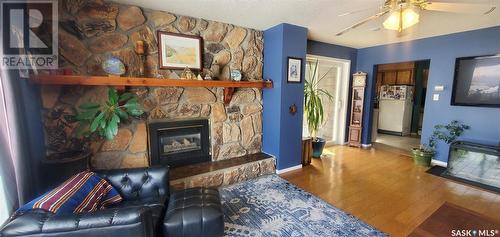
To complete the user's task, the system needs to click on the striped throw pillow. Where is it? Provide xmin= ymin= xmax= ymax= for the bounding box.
xmin=17 ymin=171 xmax=122 ymax=215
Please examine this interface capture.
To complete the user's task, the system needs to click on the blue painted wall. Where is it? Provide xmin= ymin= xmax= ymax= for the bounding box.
xmin=356 ymin=26 xmax=500 ymax=162
xmin=307 ymin=40 xmax=358 ymax=142
xmin=263 ymin=23 xmax=308 ymax=170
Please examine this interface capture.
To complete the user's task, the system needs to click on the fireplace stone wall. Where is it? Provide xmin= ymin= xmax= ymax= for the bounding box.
xmin=40 ymin=0 xmax=264 ymax=169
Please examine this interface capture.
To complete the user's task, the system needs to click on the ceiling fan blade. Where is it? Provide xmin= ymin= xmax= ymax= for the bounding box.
xmin=424 ymin=2 xmax=497 ymax=15
xmin=338 ymin=6 xmax=379 ymax=17
xmin=336 ymin=10 xmax=390 ymax=36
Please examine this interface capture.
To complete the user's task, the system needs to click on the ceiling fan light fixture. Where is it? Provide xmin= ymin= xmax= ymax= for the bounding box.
xmin=402 ymin=8 xmax=419 ymax=28
xmin=383 ymin=11 xmax=401 ymax=31
xmin=383 ymin=7 xmax=419 ymax=32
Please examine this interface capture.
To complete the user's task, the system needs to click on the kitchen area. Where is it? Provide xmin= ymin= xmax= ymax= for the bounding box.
xmin=371 ymin=60 xmax=430 ymax=153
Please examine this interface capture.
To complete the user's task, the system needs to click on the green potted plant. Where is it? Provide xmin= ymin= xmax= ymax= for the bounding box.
xmin=74 ymin=87 xmax=144 ymax=140
xmin=412 ymin=120 xmax=470 ymax=166
xmin=304 ymin=60 xmax=334 ymax=158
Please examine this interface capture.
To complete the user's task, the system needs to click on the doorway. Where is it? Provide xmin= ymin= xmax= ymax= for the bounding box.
xmin=371 ymin=60 xmax=430 ymax=153
xmin=303 ymin=55 xmax=351 ymax=145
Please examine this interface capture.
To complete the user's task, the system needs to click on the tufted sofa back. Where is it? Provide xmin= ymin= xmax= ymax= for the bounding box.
xmin=96 ymin=166 xmax=170 ymax=202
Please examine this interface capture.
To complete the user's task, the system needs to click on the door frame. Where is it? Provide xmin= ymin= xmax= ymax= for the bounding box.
xmin=305 ymin=54 xmax=351 ymax=145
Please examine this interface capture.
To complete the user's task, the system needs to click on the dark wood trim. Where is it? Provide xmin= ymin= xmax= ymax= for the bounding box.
xmin=157 ymin=31 xmax=203 ymax=71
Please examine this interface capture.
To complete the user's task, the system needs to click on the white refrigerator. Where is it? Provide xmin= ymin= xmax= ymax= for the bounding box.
xmin=378 ymin=85 xmax=414 ymax=136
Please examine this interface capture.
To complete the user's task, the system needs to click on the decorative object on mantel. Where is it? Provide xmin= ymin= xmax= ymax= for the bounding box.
xmin=180 ymin=66 xmax=195 ymax=80
xmin=102 ymin=57 xmax=125 ymax=77
xmin=304 ymin=59 xmax=334 ymax=158
xmin=134 ymin=40 xmax=145 ymax=76
xmin=158 ymin=31 xmax=203 ymax=70
xmin=204 ymin=72 xmax=212 ymax=80
xmin=168 ymin=71 xmax=180 ymax=79
xmin=197 ymin=74 xmax=203 ymax=81
xmin=73 ymin=87 xmax=144 ymax=140
xmin=230 ymin=70 xmax=242 ymax=81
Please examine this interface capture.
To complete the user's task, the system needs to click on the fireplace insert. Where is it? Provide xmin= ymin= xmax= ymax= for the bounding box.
xmin=148 ymin=119 xmax=210 ymax=167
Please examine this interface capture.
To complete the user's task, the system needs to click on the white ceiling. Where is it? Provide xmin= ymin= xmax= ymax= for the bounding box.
xmin=119 ymin=0 xmax=500 ymax=49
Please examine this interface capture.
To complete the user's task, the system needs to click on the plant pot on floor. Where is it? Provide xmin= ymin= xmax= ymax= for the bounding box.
xmin=412 ymin=148 xmax=434 ymax=167
xmin=312 ymin=138 xmax=326 ymax=158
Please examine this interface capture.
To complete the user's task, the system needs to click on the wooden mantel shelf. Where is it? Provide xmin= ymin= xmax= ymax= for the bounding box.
xmin=31 ymin=75 xmax=273 ymax=105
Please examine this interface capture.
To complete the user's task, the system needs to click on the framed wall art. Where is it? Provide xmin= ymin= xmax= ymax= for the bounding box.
xmin=158 ymin=32 xmax=203 ymax=70
xmin=287 ymin=57 xmax=302 ymax=83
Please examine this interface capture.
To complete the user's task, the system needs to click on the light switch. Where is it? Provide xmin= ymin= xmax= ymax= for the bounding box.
xmin=434 ymin=85 xmax=444 ymax=91
xmin=433 ymin=94 xmax=439 ymax=101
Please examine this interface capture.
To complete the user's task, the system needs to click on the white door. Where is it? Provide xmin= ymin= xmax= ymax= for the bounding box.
xmin=303 ymin=55 xmax=350 ymax=145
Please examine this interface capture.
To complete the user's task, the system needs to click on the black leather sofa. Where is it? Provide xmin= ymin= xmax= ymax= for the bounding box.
xmin=0 ymin=166 xmax=224 ymax=237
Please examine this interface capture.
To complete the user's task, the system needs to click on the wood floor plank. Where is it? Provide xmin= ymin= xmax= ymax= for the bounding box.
xmin=280 ymin=145 xmax=500 ymax=237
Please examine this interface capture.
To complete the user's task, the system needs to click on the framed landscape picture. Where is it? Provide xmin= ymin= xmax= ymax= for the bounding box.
xmin=158 ymin=32 xmax=202 ymax=70
xmin=287 ymin=57 xmax=302 ymax=83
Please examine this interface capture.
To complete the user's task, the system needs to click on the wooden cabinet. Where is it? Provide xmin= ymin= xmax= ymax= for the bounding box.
xmin=396 ymin=70 xmax=413 ymax=84
xmin=383 ymin=71 xmax=397 ymax=85
xmin=375 ymin=62 xmax=416 ymax=108
xmin=348 ymin=127 xmax=362 ymax=147
xmin=348 ymin=72 xmax=367 ymax=147
xmin=377 ymin=62 xmax=415 ymax=86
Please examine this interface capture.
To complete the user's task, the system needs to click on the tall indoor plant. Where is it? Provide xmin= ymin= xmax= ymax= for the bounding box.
xmin=412 ymin=120 xmax=470 ymax=166
xmin=304 ymin=59 xmax=334 ymax=158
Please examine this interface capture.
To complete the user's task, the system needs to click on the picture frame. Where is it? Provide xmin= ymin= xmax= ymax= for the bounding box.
xmin=287 ymin=57 xmax=302 ymax=83
xmin=157 ymin=31 xmax=203 ymax=70
xmin=451 ymin=54 xmax=500 ymax=108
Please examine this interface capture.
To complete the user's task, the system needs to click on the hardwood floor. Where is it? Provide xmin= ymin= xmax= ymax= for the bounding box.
xmin=280 ymin=145 xmax=500 ymax=237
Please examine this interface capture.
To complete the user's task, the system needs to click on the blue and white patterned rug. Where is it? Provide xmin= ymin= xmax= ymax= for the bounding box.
xmin=219 ymin=175 xmax=387 ymax=237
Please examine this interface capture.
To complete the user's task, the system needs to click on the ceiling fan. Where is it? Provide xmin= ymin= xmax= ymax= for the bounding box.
xmin=335 ymin=0 xmax=498 ymax=36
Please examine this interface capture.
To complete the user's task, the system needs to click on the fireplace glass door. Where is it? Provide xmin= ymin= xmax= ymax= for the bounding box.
xmin=149 ymin=119 xmax=210 ymax=167
xmin=159 ymin=127 xmax=202 ymax=155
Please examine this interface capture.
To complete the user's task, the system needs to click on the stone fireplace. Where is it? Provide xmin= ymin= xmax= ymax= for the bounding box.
xmin=39 ymin=0 xmax=267 ymax=170
xmin=148 ymin=119 xmax=210 ymax=167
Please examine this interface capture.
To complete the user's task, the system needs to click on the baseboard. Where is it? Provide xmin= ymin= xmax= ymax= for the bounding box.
xmin=276 ymin=165 xmax=302 ymax=174
xmin=361 ymin=143 xmax=372 ymax=148
xmin=431 ymin=159 xmax=448 ymax=167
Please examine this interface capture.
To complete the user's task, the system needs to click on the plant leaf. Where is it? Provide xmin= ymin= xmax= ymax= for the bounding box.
xmin=104 ymin=125 xmax=114 ymax=140
xmin=109 ymin=114 xmax=119 ymax=136
xmin=108 ymin=87 xmax=119 ymax=105
xmin=118 ymin=92 xmax=134 ymax=102
xmin=90 ymin=112 xmax=104 ymax=132
xmin=75 ymin=109 xmax=99 ymax=120
xmin=79 ymin=102 xmax=100 ymax=110
xmin=116 ymin=108 xmax=129 ymax=120
xmin=128 ymin=108 xmax=144 ymax=116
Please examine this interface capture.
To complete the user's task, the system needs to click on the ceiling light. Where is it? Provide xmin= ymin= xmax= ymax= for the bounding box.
xmin=383 ymin=8 xmax=420 ymax=32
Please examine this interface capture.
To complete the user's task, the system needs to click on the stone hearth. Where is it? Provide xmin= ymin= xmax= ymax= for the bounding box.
xmin=170 ymin=153 xmax=275 ymax=189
